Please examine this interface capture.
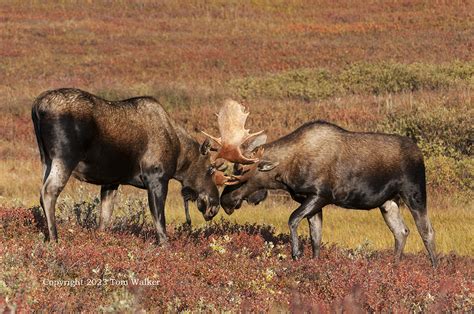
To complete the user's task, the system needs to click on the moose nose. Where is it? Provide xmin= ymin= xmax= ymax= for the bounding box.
xmin=204 ymin=205 xmax=219 ymax=221
xmin=222 ymin=198 xmax=242 ymax=215
xmin=198 ymin=194 xmax=220 ymax=221
xmin=220 ymin=192 xmax=242 ymax=215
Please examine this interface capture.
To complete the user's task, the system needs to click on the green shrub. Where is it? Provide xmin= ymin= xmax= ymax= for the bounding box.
xmin=339 ymin=61 xmax=474 ymax=94
xmin=378 ymin=108 xmax=472 ymax=194
xmin=231 ymin=68 xmax=338 ymax=101
xmin=230 ymin=61 xmax=473 ymax=100
xmin=339 ymin=62 xmax=420 ymax=94
xmin=377 ymin=108 xmax=472 ymax=159
xmin=410 ymin=61 xmax=474 ymax=90
xmin=425 ymin=156 xmax=473 ymax=193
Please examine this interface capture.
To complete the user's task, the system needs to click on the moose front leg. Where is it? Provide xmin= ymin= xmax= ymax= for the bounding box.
xmin=184 ymin=199 xmax=191 ymax=225
xmin=288 ymin=195 xmax=327 ymax=260
xmin=98 ymin=184 xmax=119 ymax=231
xmin=308 ymin=210 xmax=323 ymax=258
xmin=144 ymin=173 xmax=170 ymax=245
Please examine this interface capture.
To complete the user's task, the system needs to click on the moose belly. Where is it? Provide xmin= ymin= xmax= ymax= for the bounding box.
xmin=72 ymin=153 xmax=140 ymax=185
xmin=331 ymin=180 xmax=401 ymax=210
xmin=71 ymin=134 xmax=147 ymax=185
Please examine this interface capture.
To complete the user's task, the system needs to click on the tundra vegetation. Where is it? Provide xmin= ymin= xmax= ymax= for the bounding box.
xmin=0 ymin=1 xmax=472 ymax=311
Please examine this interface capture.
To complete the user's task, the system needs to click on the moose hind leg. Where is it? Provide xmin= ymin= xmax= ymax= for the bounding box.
xmin=402 ymin=188 xmax=437 ymax=267
xmin=98 ymin=184 xmax=119 ymax=231
xmin=412 ymin=210 xmax=437 ymax=267
xmin=380 ymin=200 xmax=409 ymax=262
xmin=41 ymin=159 xmax=74 ymax=241
xmin=307 ymin=210 xmax=323 ymax=258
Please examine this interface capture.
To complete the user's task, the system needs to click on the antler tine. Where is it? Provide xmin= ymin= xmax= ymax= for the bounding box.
xmin=212 ymin=170 xmax=227 ymax=186
xmin=225 ymin=146 xmax=265 ymax=184
xmin=213 ymin=169 xmax=240 ymax=186
xmin=200 ymin=130 xmax=222 ymax=146
xmin=228 ymin=170 xmax=254 ymax=184
xmin=244 ymin=130 xmax=265 ymax=143
xmin=254 ymin=146 xmax=265 ymax=158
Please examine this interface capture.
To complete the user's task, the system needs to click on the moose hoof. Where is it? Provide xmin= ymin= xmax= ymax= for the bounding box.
xmin=292 ymin=251 xmax=302 ymax=260
xmin=98 ymin=225 xmax=107 ymax=232
xmin=156 ymin=236 xmax=169 ymax=247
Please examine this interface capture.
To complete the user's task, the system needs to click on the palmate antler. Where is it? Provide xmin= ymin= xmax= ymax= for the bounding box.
xmin=202 ymin=99 xmax=264 ymax=165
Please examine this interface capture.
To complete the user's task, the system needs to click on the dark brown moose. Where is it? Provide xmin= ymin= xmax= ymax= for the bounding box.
xmin=205 ymin=100 xmax=437 ymax=267
xmin=32 ymin=88 xmax=221 ymax=243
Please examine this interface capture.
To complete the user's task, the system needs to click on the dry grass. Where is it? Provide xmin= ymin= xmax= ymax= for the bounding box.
xmin=43 ymin=181 xmax=473 ymax=257
xmin=6 ymin=173 xmax=469 ymax=256
xmin=3 ymin=156 xmax=470 ymax=256
xmin=210 ymin=195 xmax=474 ymax=256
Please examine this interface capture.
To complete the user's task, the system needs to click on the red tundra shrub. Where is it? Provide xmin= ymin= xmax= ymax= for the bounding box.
xmin=0 ymin=207 xmax=472 ymax=312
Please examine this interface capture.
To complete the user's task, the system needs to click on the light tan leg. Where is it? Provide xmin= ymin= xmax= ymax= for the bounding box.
xmin=380 ymin=200 xmax=410 ymax=262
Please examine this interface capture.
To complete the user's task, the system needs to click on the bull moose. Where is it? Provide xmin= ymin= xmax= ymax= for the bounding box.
xmin=204 ymin=100 xmax=438 ymax=267
xmin=32 ymin=88 xmax=223 ymax=243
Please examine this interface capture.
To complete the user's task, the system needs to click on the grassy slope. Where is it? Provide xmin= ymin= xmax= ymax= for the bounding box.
xmin=1 ymin=1 xmax=472 ymax=111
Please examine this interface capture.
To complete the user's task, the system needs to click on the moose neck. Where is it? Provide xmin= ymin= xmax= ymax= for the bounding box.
xmin=173 ymin=125 xmax=201 ymax=183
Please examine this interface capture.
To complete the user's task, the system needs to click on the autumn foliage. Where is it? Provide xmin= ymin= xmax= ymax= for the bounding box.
xmin=1 ymin=206 xmax=472 ymax=312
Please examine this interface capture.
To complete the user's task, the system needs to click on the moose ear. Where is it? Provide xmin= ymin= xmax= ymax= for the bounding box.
xmin=257 ymin=160 xmax=278 ymax=172
xmin=200 ymin=138 xmax=212 ymax=155
xmin=243 ymin=133 xmax=267 ymax=153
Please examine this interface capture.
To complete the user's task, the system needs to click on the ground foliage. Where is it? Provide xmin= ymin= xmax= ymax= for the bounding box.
xmin=1 ymin=207 xmax=472 ymax=312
